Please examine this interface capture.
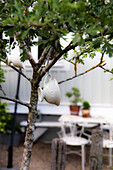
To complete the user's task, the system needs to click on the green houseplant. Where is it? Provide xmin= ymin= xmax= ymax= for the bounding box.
xmin=66 ymin=87 xmax=82 ymax=115
xmin=0 ymin=100 xmax=23 ymax=146
xmin=82 ymin=101 xmax=91 ymax=118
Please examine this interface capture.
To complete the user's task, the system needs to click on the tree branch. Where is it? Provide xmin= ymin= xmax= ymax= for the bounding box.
xmin=0 ymin=95 xmax=31 ymax=108
xmin=57 ymin=49 xmax=106 ymax=84
xmin=58 ymin=63 xmax=106 ymax=84
xmin=27 ymin=22 xmax=41 ymax=27
xmin=39 ymin=43 xmax=76 ymax=78
xmin=40 ymin=36 xmax=96 ymax=77
xmin=58 ymin=51 xmax=106 ymax=84
xmin=37 ymin=34 xmax=107 ymax=82
xmin=99 ymin=66 xmax=113 ymax=75
xmin=0 ymin=85 xmax=6 ymax=96
xmin=64 ymin=58 xmax=74 ymax=65
xmin=36 ymin=47 xmax=48 ymax=70
xmin=22 ymin=46 xmax=36 ymax=67
xmin=100 ymin=49 xmax=106 ymax=63
xmin=0 ymin=58 xmax=31 ymax=82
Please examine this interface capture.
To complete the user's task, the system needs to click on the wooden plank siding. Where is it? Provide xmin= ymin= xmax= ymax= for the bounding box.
xmin=1 ymin=39 xmax=113 ymax=116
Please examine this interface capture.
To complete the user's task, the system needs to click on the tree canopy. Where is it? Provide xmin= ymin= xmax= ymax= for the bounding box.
xmin=1 ymin=0 xmax=113 ymax=74
xmin=1 ymin=0 xmax=113 ymax=169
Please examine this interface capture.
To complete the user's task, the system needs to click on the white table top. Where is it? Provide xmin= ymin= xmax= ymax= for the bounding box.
xmin=59 ymin=115 xmax=113 ymax=125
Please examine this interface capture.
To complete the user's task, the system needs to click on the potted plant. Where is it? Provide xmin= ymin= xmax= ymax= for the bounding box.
xmin=65 ymin=87 xmax=82 ymax=116
xmin=82 ymin=101 xmax=91 ymax=118
xmin=0 ymin=100 xmax=24 ymax=146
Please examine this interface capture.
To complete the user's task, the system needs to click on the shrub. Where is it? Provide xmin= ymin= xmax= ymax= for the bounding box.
xmin=82 ymin=101 xmax=91 ymax=110
xmin=65 ymin=87 xmax=82 ymax=105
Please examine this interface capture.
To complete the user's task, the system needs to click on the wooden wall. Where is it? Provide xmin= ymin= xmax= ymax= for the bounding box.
xmin=1 ymin=35 xmax=113 ymax=116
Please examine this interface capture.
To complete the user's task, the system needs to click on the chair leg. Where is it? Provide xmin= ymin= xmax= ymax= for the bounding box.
xmin=109 ymin=148 xmax=112 ymax=167
xmin=81 ymin=145 xmax=85 ymax=170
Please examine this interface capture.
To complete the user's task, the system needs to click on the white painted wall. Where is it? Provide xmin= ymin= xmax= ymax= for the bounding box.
xmin=1 ymin=35 xmax=113 ymax=117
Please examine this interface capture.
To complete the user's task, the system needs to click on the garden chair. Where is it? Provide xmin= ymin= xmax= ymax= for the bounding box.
xmin=77 ymin=122 xmax=100 ymax=141
xmin=58 ymin=121 xmax=90 ymax=170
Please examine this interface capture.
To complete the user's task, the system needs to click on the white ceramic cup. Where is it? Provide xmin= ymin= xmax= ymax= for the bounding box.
xmin=38 ymin=74 xmax=60 ymax=106
xmin=8 ymin=42 xmax=24 ymax=69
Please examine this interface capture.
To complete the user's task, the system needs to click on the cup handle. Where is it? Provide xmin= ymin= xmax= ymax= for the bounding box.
xmin=44 ymin=73 xmax=52 ymax=85
xmin=38 ymin=87 xmax=45 ymax=102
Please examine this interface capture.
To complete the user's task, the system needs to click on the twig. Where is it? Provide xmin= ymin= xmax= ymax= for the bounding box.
xmin=58 ymin=63 xmax=106 ymax=84
xmin=0 ymin=58 xmax=7 ymax=63
xmin=64 ymin=58 xmax=74 ymax=65
xmin=21 ymin=46 xmax=36 ymax=68
xmin=27 ymin=22 xmax=41 ymax=27
xmin=1 ymin=23 xmax=41 ymax=29
xmin=39 ymin=36 xmax=97 ymax=78
xmin=100 ymin=49 xmax=106 ymax=63
xmin=0 ymin=95 xmax=31 ymax=108
xmin=58 ymin=50 xmax=106 ymax=84
xmin=11 ymin=66 xmax=31 ymax=82
xmin=39 ymin=44 xmax=75 ymax=78
xmin=0 ymin=85 xmax=6 ymax=96
xmin=0 ymin=58 xmax=31 ymax=82
xmin=99 ymin=66 xmax=113 ymax=75
xmin=37 ymin=47 xmax=48 ymax=70
xmin=74 ymin=57 xmax=77 ymax=75
xmin=36 ymin=47 xmax=58 ymax=83
xmin=37 ymin=35 xmax=107 ymax=81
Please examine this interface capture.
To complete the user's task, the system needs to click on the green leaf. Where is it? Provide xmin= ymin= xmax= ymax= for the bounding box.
xmin=103 ymin=41 xmax=113 ymax=57
xmin=72 ymin=33 xmax=81 ymax=45
xmin=92 ymin=37 xmax=103 ymax=49
xmin=21 ymin=30 xmax=29 ymax=40
xmin=96 ymin=48 xmax=103 ymax=53
xmin=82 ymin=54 xmax=88 ymax=58
xmin=89 ymin=53 xmax=96 ymax=59
xmin=0 ymin=62 xmax=6 ymax=83
xmin=20 ymin=50 xmax=27 ymax=62
xmin=77 ymin=58 xmax=85 ymax=65
xmin=14 ymin=0 xmax=25 ymax=19
xmin=36 ymin=39 xmax=49 ymax=46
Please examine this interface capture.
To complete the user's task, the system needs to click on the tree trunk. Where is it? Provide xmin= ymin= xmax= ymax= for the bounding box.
xmin=20 ymin=81 xmax=38 ymax=170
xmin=51 ymin=138 xmax=66 ymax=170
xmin=89 ymin=129 xmax=103 ymax=170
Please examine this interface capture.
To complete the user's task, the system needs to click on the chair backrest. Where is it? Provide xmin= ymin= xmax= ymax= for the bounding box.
xmin=102 ymin=123 xmax=113 ymax=141
xmin=109 ymin=124 xmax=113 ymax=141
xmin=61 ymin=121 xmax=77 ymax=137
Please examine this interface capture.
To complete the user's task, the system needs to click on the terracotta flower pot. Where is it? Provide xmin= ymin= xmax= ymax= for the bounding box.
xmin=69 ymin=105 xmax=80 ymax=116
xmin=82 ymin=109 xmax=90 ymax=118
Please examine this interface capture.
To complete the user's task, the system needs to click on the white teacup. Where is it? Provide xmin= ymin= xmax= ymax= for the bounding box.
xmin=38 ymin=74 xmax=60 ymax=106
xmin=8 ymin=42 xmax=24 ymax=69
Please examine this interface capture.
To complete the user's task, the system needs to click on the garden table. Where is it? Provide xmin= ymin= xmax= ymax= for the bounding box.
xmin=59 ymin=114 xmax=113 ymax=125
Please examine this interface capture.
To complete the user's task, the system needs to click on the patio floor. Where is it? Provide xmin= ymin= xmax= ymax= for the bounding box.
xmin=0 ymin=141 xmax=112 ymax=170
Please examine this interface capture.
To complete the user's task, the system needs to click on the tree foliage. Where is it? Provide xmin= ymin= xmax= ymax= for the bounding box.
xmin=0 ymin=0 xmax=113 ymax=64
xmin=1 ymin=0 xmax=113 ymax=169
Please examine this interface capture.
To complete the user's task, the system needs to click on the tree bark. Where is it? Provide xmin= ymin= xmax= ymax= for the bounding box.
xmin=20 ymin=80 xmax=38 ymax=170
xmin=51 ymin=138 xmax=66 ymax=170
xmin=89 ymin=129 xmax=103 ymax=170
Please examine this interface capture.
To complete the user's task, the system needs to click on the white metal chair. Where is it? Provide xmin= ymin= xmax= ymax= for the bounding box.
xmin=102 ymin=123 xmax=113 ymax=167
xmin=58 ymin=121 xmax=90 ymax=170
xmin=77 ymin=122 xmax=100 ymax=141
